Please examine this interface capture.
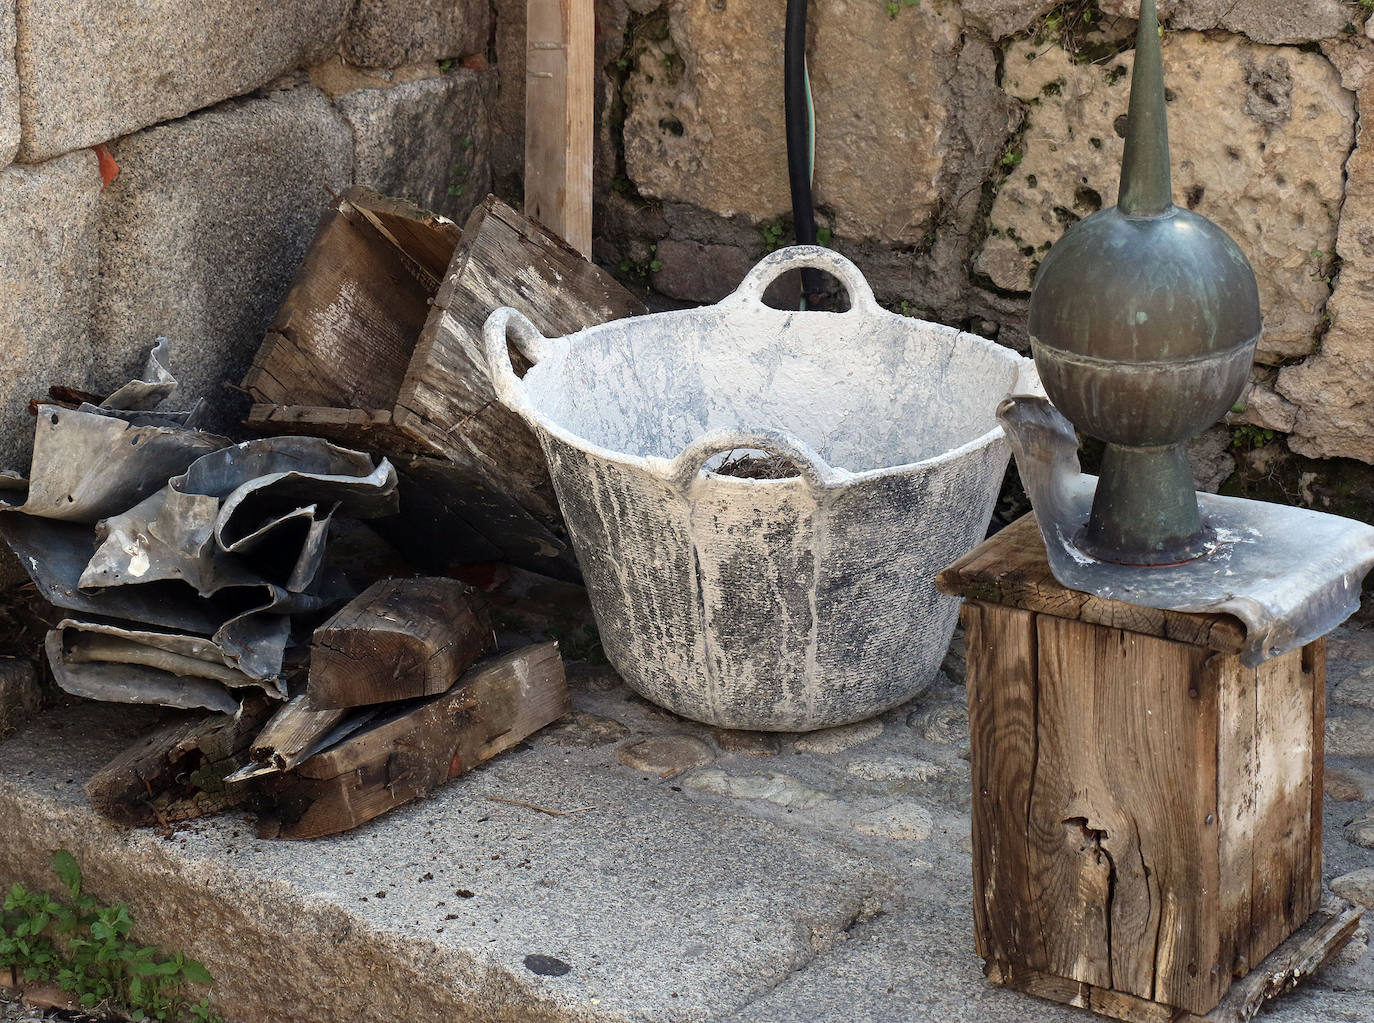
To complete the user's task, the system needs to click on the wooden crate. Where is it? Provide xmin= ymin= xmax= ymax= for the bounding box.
xmin=937 ymin=515 xmax=1359 ymax=1021
xmin=241 ymin=191 xmax=646 ymax=578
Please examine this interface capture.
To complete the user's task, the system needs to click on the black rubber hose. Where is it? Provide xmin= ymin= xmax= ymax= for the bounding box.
xmin=784 ymin=0 xmax=824 ymax=303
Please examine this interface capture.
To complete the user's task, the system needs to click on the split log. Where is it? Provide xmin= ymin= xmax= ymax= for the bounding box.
xmin=85 ymin=696 xmax=275 ymax=826
xmin=308 ymin=577 xmax=492 ymax=708
xmin=255 ymin=642 xmax=568 ymax=840
xmin=243 ymin=194 xmax=645 ymax=578
xmin=249 ymin=694 xmax=350 ymax=772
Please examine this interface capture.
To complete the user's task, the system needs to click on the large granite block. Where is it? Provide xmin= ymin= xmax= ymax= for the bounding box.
xmin=14 ymin=0 xmax=350 ymax=161
xmin=93 ymin=87 xmax=353 ymax=436
xmin=0 ymin=150 xmax=101 ymax=472
xmin=343 ymin=0 xmax=489 ymax=68
xmin=336 ymin=69 xmax=495 ymax=223
xmin=0 ymin=0 xmax=16 ymax=166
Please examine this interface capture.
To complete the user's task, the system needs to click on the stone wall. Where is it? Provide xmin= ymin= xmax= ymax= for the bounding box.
xmin=0 ymin=0 xmax=494 ymax=472
xmin=488 ymin=0 xmax=1374 ymax=511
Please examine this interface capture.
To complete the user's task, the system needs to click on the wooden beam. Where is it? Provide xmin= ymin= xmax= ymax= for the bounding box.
xmin=255 ymin=643 xmax=569 ymax=840
xmin=308 ymin=577 xmax=492 ymax=708
xmin=524 ymin=0 xmax=594 ymax=256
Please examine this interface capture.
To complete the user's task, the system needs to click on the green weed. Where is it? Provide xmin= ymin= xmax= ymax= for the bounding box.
xmin=0 ymin=851 xmax=222 ymax=1023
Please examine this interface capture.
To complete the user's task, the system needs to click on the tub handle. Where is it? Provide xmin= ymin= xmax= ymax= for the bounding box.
xmin=665 ymin=427 xmax=843 ymax=492
xmin=727 ymin=245 xmax=880 ymax=314
xmin=483 ymin=307 xmax=554 ymax=415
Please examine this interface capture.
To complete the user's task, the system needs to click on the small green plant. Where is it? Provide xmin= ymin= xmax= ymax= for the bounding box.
xmin=0 ymin=851 xmax=222 ymax=1023
xmin=617 ymin=243 xmax=662 ymax=278
xmin=886 ymin=0 xmax=920 ymax=17
xmin=437 ymin=58 xmax=454 ymax=72
xmin=1232 ymin=425 xmax=1277 ymax=450
xmin=760 ymin=220 xmax=788 ymax=252
xmin=1000 ymin=150 xmax=1024 ymax=168
xmin=815 ymin=226 xmax=833 ymax=247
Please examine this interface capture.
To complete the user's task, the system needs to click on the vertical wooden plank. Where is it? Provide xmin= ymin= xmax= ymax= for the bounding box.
xmin=1306 ymin=638 xmax=1326 ymax=911
xmin=524 ymin=0 xmax=594 ymax=256
xmin=1215 ymin=651 xmax=1257 ymax=981
xmin=1030 ymin=616 xmax=1114 ymax=989
xmin=1029 ymin=618 xmax=1225 ymax=1014
xmin=1102 ymin=629 xmax=1221 ymax=1015
xmin=965 ymin=601 xmax=1045 ymax=973
xmin=1249 ymin=646 xmax=1315 ymax=967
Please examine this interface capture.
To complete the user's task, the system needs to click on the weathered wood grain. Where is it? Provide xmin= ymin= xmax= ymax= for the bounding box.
xmin=308 ymin=577 xmax=492 ymax=708
xmin=242 ymin=187 xmax=457 ymax=412
xmin=256 ymin=643 xmax=568 ymax=840
xmin=964 ymin=601 xmax=1045 ymax=973
xmin=393 ymin=196 xmax=646 ymax=525
xmin=250 ymin=694 xmax=349 ymax=772
xmin=936 ymin=515 xmax=1246 ymax=654
xmin=1248 ymin=646 xmax=1317 ymax=966
xmin=85 ymin=696 xmax=274 ymax=826
xmin=993 ymin=896 xmax=1361 ymax=1023
xmin=524 ymin=0 xmax=594 ymax=256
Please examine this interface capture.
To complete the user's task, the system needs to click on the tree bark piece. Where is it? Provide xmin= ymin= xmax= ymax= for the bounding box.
xmin=308 ymin=577 xmax=492 ymax=709
xmin=85 ymin=696 xmax=275 ymax=826
xmin=256 ymin=642 xmax=568 ymax=840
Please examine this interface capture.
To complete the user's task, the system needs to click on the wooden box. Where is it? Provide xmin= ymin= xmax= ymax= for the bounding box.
xmin=241 ymin=191 xmax=645 ymax=578
xmin=937 ymin=515 xmax=1358 ymax=1022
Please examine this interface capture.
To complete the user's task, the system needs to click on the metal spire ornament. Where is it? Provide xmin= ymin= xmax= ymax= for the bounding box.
xmin=1026 ymin=0 xmax=1261 ymax=565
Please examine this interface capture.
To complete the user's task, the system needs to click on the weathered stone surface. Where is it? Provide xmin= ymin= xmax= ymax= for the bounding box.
xmin=1099 ymin=1 xmax=1351 ymax=45
xmin=490 ymin=0 xmax=526 ymax=182
xmin=538 ymin=711 xmax=631 ymax=747
xmin=1346 ymin=810 xmax=1374 ymax=850
xmin=907 ymin=699 xmax=968 ymax=746
xmin=624 ymin=1 xmax=1018 ymax=243
xmin=1326 ymin=767 xmax=1374 ymax=803
xmin=651 ymin=239 xmax=754 ymax=304
xmin=0 ymin=0 xmax=16 ymax=166
xmin=1328 ymin=710 xmax=1374 ymax=758
xmin=1278 ymin=79 xmax=1374 ymax=465
xmin=617 ymin=735 xmax=714 ymax=773
xmin=1227 ymin=377 xmax=1299 ymax=434
xmin=790 ymin=719 xmax=884 ymax=756
xmin=343 ymin=0 xmax=488 ymax=67
xmin=0 ymin=150 xmax=101 ymax=472
xmin=1186 ymin=426 xmax=1235 ymax=493
xmin=959 ymin=0 xmax=1059 ymax=40
xmin=683 ymin=769 xmax=834 ymax=809
xmin=0 ymin=700 xmax=899 ymax=1023
xmin=13 ymin=0 xmax=350 ymax=161
xmin=846 ymin=756 xmax=945 ymax=785
xmin=713 ymin=728 xmax=780 ymax=757
xmin=335 ymin=69 xmax=495 ymax=223
xmin=1334 ymin=668 xmax=1374 ymax=711
xmin=0 ymin=656 xmax=39 ymax=734
xmin=977 ymin=33 xmax=1354 ymax=365
xmin=1333 ymin=867 xmax=1374 ymax=911
xmin=851 ymin=803 xmax=933 ymax=843
xmin=93 ymin=87 xmax=352 ymax=435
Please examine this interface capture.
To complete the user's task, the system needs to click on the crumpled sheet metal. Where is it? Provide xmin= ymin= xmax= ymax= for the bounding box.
xmin=81 ymin=437 xmax=396 ymax=597
xmin=101 ymin=336 xmax=179 ymax=411
xmin=2 ymin=514 xmax=311 ymax=687
xmin=44 ymin=617 xmax=285 ymax=714
xmin=998 ymin=395 xmax=1374 ymax=666
xmin=45 ymin=629 xmax=241 ymax=714
xmin=1 ymin=404 xmax=227 ymax=523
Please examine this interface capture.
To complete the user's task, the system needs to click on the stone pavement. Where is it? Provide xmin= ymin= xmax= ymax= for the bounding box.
xmin=0 ymin=621 xmax=1372 ymax=1023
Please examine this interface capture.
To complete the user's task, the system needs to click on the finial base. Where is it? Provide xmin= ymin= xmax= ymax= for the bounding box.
xmin=1080 ymin=442 xmax=1209 ymax=566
